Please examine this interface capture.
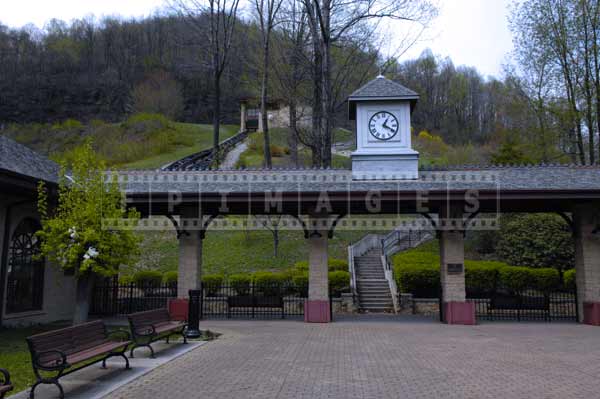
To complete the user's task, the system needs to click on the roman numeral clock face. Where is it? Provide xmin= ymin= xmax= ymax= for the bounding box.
xmin=368 ymin=111 xmax=399 ymax=141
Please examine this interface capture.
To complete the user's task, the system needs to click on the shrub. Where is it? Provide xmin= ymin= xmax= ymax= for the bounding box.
xmin=393 ymin=247 xmax=440 ymax=297
xmin=328 ymin=259 xmax=348 ymax=272
xmin=163 ymin=271 xmax=178 ymax=284
xmin=531 ymin=268 xmax=560 ymax=291
xmin=202 ymin=274 xmax=224 ymax=296
xmin=465 ymin=262 xmax=501 ymax=294
xmin=133 ymin=270 xmax=163 ymax=286
xmin=329 ymin=271 xmax=350 ymax=297
xmin=253 ymin=272 xmax=288 ymax=296
xmin=496 ymin=214 xmax=574 ymax=271
xmin=292 ymin=272 xmax=309 ymax=297
xmin=499 ymin=266 xmax=535 ymax=292
xmin=230 ymin=273 xmax=252 ymax=295
xmin=396 ymin=264 xmax=440 ymax=297
xmin=270 ymin=144 xmax=284 ymax=157
xmin=564 ymin=269 xmax=576 ymax=289
xmin=119 ymin=275 xmax=134 ymax=284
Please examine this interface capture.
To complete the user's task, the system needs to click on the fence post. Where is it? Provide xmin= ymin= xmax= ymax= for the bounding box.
xmin=187 ymin=289 xmax=202 ymax=338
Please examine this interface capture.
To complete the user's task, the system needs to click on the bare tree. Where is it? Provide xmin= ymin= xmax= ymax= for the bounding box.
xmin=255 ymin=215 xmax=282 ymax=256
xmin=301 ymin=0 xmax=437 ymax=167
xmin=254 ymin=0 xmax=285 ymax=168
xmin=169 ymin=0 xmax=241 ymax=165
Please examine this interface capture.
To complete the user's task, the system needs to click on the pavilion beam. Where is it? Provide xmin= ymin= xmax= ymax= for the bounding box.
xmin=573 ymin=204 xmax=600 ymax=325
xmin=305 ymin=215 xmax=331 ymax=323
xmin=438 ymin=203 xmax=475 ymax=325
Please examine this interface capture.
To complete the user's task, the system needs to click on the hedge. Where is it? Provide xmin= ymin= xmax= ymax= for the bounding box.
xmin=564 ymin=269 xmax=576 ymax=289
xmin=132 ymin=270 xmax=163 ymax=286
xmin=292 ymin=272 xmax=309 ymax=297
xmin=229 ymin=273 xmax=252 ymax=295
xmin=393 ymin=246 xmax=567 ymax=296
xmin=163 ymin=271 xmax=178 ymax=284
xmin=329 ymin=271 xmax=351 ymax=297
xmin=202 ymin=274 xmax=224 ymax=296
xmin=253 ymin=271 xmax=289 ymax=296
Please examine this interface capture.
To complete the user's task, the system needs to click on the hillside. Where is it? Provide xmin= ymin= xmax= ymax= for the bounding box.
xmin=1 ymin=113 xmax=239 ymax=169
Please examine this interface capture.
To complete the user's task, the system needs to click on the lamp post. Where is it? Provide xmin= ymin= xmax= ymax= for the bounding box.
xmin=186 ymin=289 xmax=202 ymax=338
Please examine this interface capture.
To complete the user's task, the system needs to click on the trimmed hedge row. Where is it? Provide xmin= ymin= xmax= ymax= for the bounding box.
xmin=125 ymin=267 xmax=350 ymax=298
xmin=294 ymin=258 xmax=348 ymax=272
xmin=393 ymin=247 xmax=566 ymax=297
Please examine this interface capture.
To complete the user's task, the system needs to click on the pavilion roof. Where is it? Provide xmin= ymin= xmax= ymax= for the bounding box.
xmin=0 ymin=135 xmax=59 ymax=184
xmin=117 ymin=164 xmax=600 ymax=194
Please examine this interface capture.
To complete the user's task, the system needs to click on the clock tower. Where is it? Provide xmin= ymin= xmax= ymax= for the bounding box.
xmin=348 ymin=75 xmax=419 ymax=180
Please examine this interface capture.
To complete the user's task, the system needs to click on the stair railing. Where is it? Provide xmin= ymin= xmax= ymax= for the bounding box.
xmin=347 ymin=234 xmax=382 ymax=302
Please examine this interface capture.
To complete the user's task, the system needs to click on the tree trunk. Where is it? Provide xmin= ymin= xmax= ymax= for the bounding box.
xmin=73 ymin=273 xmax=94 ymax=325
xmin=288 ymin=99 xmax=299 ymax=167
xmin=321 ymin=38 xmax=332 ymax=168
xmin=261 ymin=35 xmax=273 ymax=168
xmin=212 ymin=70 xmax=221 ymax=168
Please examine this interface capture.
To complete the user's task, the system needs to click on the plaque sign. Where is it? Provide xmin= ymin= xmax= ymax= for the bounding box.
xmin=447 ymin=263 xmax=464 ymax=274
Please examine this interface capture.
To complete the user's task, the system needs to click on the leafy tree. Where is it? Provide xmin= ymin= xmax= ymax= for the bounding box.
xmin=37 ymin=141 xmax=141 ymax=324
xmin=496 ymin=214 xmax=574 ymax=272
xmin=490 ymin=137 xmax=532 ymax=165
xmin=132 ymin=71 xmax=185 ymax=119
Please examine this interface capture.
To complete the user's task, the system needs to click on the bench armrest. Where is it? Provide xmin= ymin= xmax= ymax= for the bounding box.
xmin=33 ymin=350 xmax=69 ymax=371
xmin=108 ymin=329 xmax=131 ymax=342
xmin=133 ymin=324 xmax=156 ymax=337
xmin=0 ymin=368 xmax=10 ymax=385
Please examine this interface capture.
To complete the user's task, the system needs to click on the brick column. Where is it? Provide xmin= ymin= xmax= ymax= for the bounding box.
xmin=439 ymin=204 xmax=475 ymax=325
xmin=573 ymin=204 xmax=600 ymax=325
xmin=177 ymin=230 xmax=203 ymax=299
xmin=305 ymin=222 xmax=331 ymax=323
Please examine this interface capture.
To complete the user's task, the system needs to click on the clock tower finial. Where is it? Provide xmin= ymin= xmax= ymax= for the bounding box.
xmin=347 ymin=76 xmax=420 ymax=180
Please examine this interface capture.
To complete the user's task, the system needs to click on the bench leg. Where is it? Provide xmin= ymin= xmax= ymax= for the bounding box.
xmin=130 ymin=343 xmax=155 ymax=359
xmin=30 ymin=379 xmax=64 ymax=399
xmin=102 ymin=352 xmax=131 ymax=370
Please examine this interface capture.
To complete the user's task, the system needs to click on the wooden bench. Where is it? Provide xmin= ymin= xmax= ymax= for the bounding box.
xmin=26 ymin=320 xmax=130 ymax=399
xmin=227 ymin=296 xmax=285 ymax=318
xmin=127 ymin=308 xmax=187 ymax=358
xmin=0 ymin=368 xmax=12 ymax=399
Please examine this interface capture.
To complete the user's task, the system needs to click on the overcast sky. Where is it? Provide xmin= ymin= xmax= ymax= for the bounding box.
xmin=0 ymin=0 xmax=514 ymax=78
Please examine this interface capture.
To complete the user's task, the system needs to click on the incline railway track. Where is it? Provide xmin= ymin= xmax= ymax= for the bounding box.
xmin=162 ymin=130 xmax=249 ymax=171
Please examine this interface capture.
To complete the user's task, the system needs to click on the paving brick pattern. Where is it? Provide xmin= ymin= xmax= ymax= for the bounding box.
xmin=109 ymin=316 xmax=600 ymax=399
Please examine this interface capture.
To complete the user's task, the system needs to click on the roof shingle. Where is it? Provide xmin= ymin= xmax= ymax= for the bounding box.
xmin=0 ymin=135 xmax=60 ymax=183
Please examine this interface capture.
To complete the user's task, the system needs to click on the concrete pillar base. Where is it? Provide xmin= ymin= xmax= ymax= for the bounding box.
xmin=443 ymin=301 xmax=476 ymax=325
xmin=169 ymin=298 xmax=189 ymax=322
xmin=583 ymin=302 xmax=600 ymax=326
xmin=304 ymin=300 xmax=331 ymax=323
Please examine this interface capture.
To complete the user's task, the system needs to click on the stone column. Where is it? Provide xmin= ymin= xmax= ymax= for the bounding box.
xmin=240 ymin=102 xmax=247 ymax=132
xmin=439 ymin=204 xmax=475 ymax=324
xmin=177 ymin=230 xmax=203 ymax=299
xmin=305 ymin=220 xmax=331 ymax=322
xmin=573 ymin=204 xmax=600 ymax=325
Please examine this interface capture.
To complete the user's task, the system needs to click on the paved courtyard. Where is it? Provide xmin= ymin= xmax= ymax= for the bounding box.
xmin=110 ymin=316 xmax=600 ymax=399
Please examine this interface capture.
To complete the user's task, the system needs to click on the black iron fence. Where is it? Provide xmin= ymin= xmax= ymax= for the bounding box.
xmin=200 ymin=283 xmax=307 ymax=319
xmin=91 ymin=280 xmax=334 ymax=319
xmin=467 ymin=287 xmax=577 ymax=322
xmin=90 ymin=281 xmax=177 ymax=316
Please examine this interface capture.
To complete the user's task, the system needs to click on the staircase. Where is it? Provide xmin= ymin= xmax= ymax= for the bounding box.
xmin=355 ymin=249 xmax=394 ymax=312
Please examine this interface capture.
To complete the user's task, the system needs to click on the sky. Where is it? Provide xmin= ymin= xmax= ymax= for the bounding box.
xmin=0 ymin=0 xmax=514 ymax=78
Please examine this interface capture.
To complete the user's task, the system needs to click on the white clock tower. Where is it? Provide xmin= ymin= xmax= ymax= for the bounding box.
xmin=348 ymin=75 xmax=419 ymax=180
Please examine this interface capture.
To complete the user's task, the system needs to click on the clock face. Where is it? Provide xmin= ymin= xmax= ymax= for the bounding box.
xmin=368 ymin=111 xmax=399 ymax=141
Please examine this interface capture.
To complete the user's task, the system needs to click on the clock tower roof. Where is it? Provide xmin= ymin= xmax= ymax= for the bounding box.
xmin=348 ymin=75 xmax=419 ymax=120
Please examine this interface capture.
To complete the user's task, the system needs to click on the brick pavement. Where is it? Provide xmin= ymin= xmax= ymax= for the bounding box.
xmin=109 ymin=316 xmax=600 ymax=399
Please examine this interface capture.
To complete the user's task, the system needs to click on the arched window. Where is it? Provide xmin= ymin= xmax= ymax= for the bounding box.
xmin=6 ymin=218 xmax=44 ymax=314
